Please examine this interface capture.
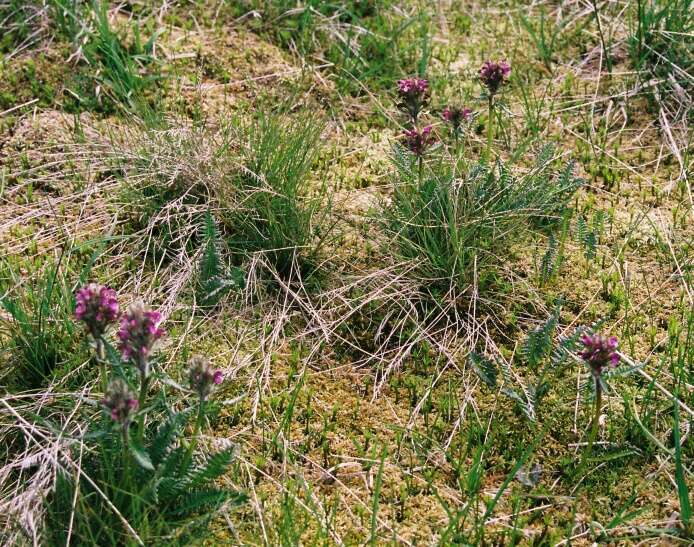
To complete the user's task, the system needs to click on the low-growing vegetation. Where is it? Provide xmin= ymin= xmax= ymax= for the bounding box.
xmin=0 ymin=1 xmax=692 ymax=545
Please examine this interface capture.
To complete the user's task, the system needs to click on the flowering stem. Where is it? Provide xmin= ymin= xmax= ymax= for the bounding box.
xmin=137 ymin=374 xmax=150 ymax=443
xmin=417 ymin=155 xmax=423 ymax=185
xmin=95 ymin=338 xmax=108 ymax=394
xmin=589 ymin=0 xmax=612 ymax=74
xmin=579 ymin=376 xmax=602 ymax=475
xmin=121 ymin=425 xmax=131 ymax=485
xmin=486 ymin=94 xmax=494 ymax=163
xmin=182 ymin=398 xmax=206 ymax=471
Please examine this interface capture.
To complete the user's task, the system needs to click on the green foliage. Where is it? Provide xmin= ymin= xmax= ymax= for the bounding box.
xmin=627 ymin=0 xmax=693 ymax=119
xmin=45 ymin=410 xmax=246 ymax=544
xmin=197 ymin=211 xmax=245 ymax=307
xmin=629 ymin=0 xmax=693 ymax=95
xmin=47 ymin=0 xmax=85 ymax=42
xmin=522 ymin=308 xmax=559 ymax=368
xmin=519 ymin=8 xmax=566 ymax=70
xmin=383 ymin=145 xmax=583 ymax=300
xmin=469 ymin=306 xmax=586 ymax=422
xmin=52 ymin=0 xmax=161 ymax=114
xmin=82 ymin=1 xmax=160 ymax=113
xmin=0 ymin=253 xmax=83 ymax=390
xmin=220 ymin=113 xmax=331 ymax=280
xmin=576 ymin=211 xmax=604 ymax=261
xmin=0 ymin=0 xmax=37 ymax=54
xmin=230 ymin=0 xmax=428 ymax=94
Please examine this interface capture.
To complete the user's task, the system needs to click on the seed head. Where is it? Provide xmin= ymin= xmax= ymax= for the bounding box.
xmin=75 ymin=283 xmax=119 ymax=339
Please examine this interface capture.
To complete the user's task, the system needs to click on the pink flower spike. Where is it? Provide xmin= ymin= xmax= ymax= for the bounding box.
xmin=580 ymin=332 xmax=620 ymax=376
xmin=117 ymin=301 xmax=165 ymax=378
xmin=479 ymin=59 xmax=512 ymax=95
xmin=75 ymin=283 xmax=119 ymax=339
xmin=402 ymin=125 xmax=435 ymax=156
xmin=103 ymin=379 xmax=138 ymax=426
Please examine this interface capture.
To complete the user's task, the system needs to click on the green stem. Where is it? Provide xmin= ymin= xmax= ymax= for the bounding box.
xmin=590 ymin=0 xmax=612 ymax=74
xmin=137 ymin=374 xmax=150 ymax=443
xmin=182 ymin=399 xmax=205 ymax=471
xmin=96 ymin=338 xmax=107 ymax=394
xmin=578 ymin=376 xmax=602 ymax=475
xmin=486 ymin=94 xmax=494 ymax=163
xmin=122 ymin=425 xmax=131 ymax=485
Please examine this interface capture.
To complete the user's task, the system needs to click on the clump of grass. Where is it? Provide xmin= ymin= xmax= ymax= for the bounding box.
xmin=54 ymin=0 xmax=161 ymax=115
xmin=219 ymin=113 xmax=331 ymax=281
xmin=230 ymin=0 xmax=429 ymax=95
xmin=0 ymin=252 xmax=83 ymax=390
xmin=383 ymin=145 xmax=583 ymax=302
xmin=629 ymin=0 xmax=693 ymax=112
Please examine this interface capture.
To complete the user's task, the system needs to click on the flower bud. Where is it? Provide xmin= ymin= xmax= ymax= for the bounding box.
xmin=102 ymin=378 xmax=138 ymax=425
xmin=188 ymin=355 xmax=223 ymax=401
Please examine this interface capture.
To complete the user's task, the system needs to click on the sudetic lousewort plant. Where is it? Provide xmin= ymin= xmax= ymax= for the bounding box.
xmin=479 ymin=59 xmax=511 ymax=162
xmin=49 ymin=284 xmax=245 ymax=544
xmin=578 ymin=332 xmax=620 ymax=472
xmin=117 ymin=300 xmax=166 ymax=441
xmin=442 ymin=104 xmax=472 ymax=149
xmin=75 ymin=283 xmax=119 ymax=392
xmin=397 ymin=77 xmax=433 ymax=181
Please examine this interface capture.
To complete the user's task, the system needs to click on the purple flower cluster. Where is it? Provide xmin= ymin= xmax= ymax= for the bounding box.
xmin=75 ymin=283 xmax=119 ymax=339
xmin=479 ymin=60 xmax=511 ymax=95
xmin=580 ymin=333 xmax=619 ymax=376
xmin=102 ymin=378 xmax=139 ymax=425
xmin=397 ymin=77 xmax=428 ymax=96
xmin=402 ymin=125 xmax=435 ymax=157
xmin=188 ymin=355 xmax=223 ymax=401
xmin=397 ymin=77 xmax=429 ymax=123
xmin=442 ymin=105 xmax=472 ymax=133
xmin=117 ymin=301 xmax=165 ymax=378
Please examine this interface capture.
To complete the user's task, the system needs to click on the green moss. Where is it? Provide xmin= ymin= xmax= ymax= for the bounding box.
xmin=0 ymin=51 xmax=67 ymax=110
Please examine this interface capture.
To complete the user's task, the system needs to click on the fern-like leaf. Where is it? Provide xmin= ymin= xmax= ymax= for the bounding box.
xmin=540 ymin=232 xmax=557 ymax=284
xmin=150 ymin=409 xmax=193 ymax=466
xmin=523 ymin=310 xmax=558 ymax=367
xmin=170 ymin=489 xmax=247 ymax=517
xmin=198 ymin=211 xmax=244 ymax=307
xmin=468 ymin=352 xmax=498 ymax=388
xmin=186 ymin=446 xmax=236 ymax=490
